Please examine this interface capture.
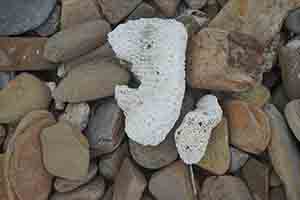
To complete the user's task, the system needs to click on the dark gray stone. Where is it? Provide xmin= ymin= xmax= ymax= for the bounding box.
xmin=0 ymin=0 xmax=57 ymax=35
xmin=285 ymin=8 xmax=300 ymax=34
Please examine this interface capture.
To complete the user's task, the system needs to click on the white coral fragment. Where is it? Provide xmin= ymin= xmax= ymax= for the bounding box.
xmin=108 ymin=18 xmax=188 ymax=146
xmin=175 ymin=95 xmax=223 ymax=164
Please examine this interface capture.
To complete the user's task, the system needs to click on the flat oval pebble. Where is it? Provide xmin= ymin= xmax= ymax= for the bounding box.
xmin=41 ymin=121 xmax=90 ymax=180
xmin=0 ymin=73 xmax=51 ymax=123
xmin=0 ymin=0 xmax=57 ymax=35
xmin=284 ymin=99 xmax=300 ymax=142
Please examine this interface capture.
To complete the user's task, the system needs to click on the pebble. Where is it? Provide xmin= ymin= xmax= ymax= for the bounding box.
xmin=270 ymin=169 xmax=282 ymax=187
xmin=98 ymin=142 xmax=129 ymax=180
xmin=209 ymin=0 xmax=295 ymax=46
xmin=129 ymin=133 xmax=178 ymax=169
xmin=284 ymin=99 xmax=300 ymax=142
xmin=98 ymin=0 xmax=142 ymax=24
xmin=271 ymin=85 xmax=289 ymax=113
xmin=44 ymin=20 xmax=111 ymax=63
xmin=184 ymin=0 xmax=207 ymax=9
xmin=113 ymin=158 xmax=147 ymax=200
xmin=0 ymin=0 xmax=57 ymax=35
xmin=279 ymin=39 xmax=300 ymax=100
xmin=187 ymin=28 xmax=264 ymax=92
xmin=270 ymin=187 xmax=287 ymax=200
xmin=285 ymin=8 xmax=300 ymax=34
xmin=87 ymin=99 xmax=125 ymax=156
xmin=232 ymin=84 xmax=271 ymax=108
xmin=229 ymin=147 xmax=249 ymax=173
xmin=225 ymin=100 xmax=271 ymax=154
xmin=149 ymin=161 xmax=194 ymax=200
xmin=197 ymin=118 xmax=231 ymax=175
xmin=50 ymin=176 xmax=106 ymax=200
xmin=264 ymin=104 xmax=300 ymax=200
xmin=200 ymin=176 xmax=254 ymax=200
xmin=41 ymin=121 xmax=90 ymax=180
xmin=54 ymin=161 xmax=98 ymax=193
xmin=0 ymin=37 xmax=56 ymax=71
xmin=0 ymin=72 xmax=14 ymax=89
xmin=34 ymin=4 xmax=61 ymax=36
xmin=4 ymin=111 xmax=56 ymax=200
xmin=0 ymin=73 xmax=51 ymax=123
xmin=61 ymin=0 xmax=102 ymax=29
xmin=59 ymin=103 xmax=90 ymax=131
xmin=153 ymin=0 xmax=180 ymax=17
xmin=53 ymin=58 xmax=130 ymax=103
xmin=128 ymin=2 xmax=157 ymax=20
xmin=241 ymin=158 xmax=270 ymax=200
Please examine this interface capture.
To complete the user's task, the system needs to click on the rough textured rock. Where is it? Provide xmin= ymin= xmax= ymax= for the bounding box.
xmin=187 ymin=28 xmax=265 ymax=92
xmin=0 ymin=0 xmax=57 ymax=35
xmin=209 ymin=0 xmax=300 ymax=46
xmin=284 ymin=99 xmax=300 ymax=142
xmin=175 ymin=95 xmax=223 ymax=164
xmin=271 ymin=85 xmax=289 ymax=113
xmin=225 ymin=100 xmax=271 ymax=154
xmin=264 ymin=104 xmax=300 ymax=200
xmin=61 ymin=0 xmax=102 ymax=29
xmin=229 ymin=146 xmax=249 ymax=173
xmin=184 ymin=0 xmax=207 ymax=9
xmin=0 ymin=73 xmax=51 ymax=123
xmin=241 ymin=158 xmax=270 ymax=200
xmin=270 ymin=187 xmax=287 ymax=200
xmin=4 ymin=111 xmax=56 ymax=200
xmin=44 ymin=20 xmax=111 ymax=63
xmin=113 ymin=158 xmax=147 ymax=200
xmin=87 ymin=99 xmax=125 ymax=156
xmin=109 ymin=18 xmax=188 ymax=146
xmin=279 ymin=39 xmax=300 ymax=100
xmin=0 ymin=38 xmax=56 ymax=71
xmin=128 ymin=3 xmax=157 ymax=20
xmin=200 ymin=176 xmax=253 ymax=200
xmin=149 ymin=161 xmax=194 ymax=200
xmin=54 ymin=161 xmax=98 ymax=193
xmin=54 ymin=58 xmax=129 ymax=103
xmin=98 ymin=0 xmax=142 ymax=24
xmin=232 ymin=84 xmax=271 ymax=107
xmin=50 ymin=176 xmax=106 ymax=200
xmin=35 ymin=4 xmax=61 ymax=36
xmin=41 ymin=121 xmax=90 ymax=180
xmin=98 ymin=142 xmax=129 ymax=180
xmin=197 ymin=118 xmax=230 ymax=175
xmin=285 ymin=8 xmax=300 ymax=34
xmin=153 ymin=0 xmax=180 ymax=17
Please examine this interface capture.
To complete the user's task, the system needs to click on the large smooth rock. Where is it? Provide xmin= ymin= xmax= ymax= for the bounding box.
xmin=264 ymin=104 xmax=300 ymax=200
xmin=225 ymin=100 xmax=271 ymax=154
xmin=0 ymin=38 xmax=56 ymax=71
xmin=284 ymin=99 xmax=300 ymax=142
xmin=61 ymin=0 xmax=102 ymax=29
xmin=149 ymin=161 xmax=194 ymax=200
xmin=0 ymin=73 xmax=51 ymax=123
xmin=54 ymin=161 xmax=98 ymax=192
xmin=197 ymin=118 xmax=231 ymax=175
xmin=241 ymin=158 xmax=270 ymax=200
xmin=98 ymin=142 xmax=129 ymax=180
xmin=200 ymin=176 xmax=253 ymax=200
xmin=41 ymin=121 xmax=90 ymax=180
xmin=153 ymin=0 xmax=180 ymax=17
xmin=279 ymin=39 xmax=300 ymax=100
xmin=209 ymin=0 xmax=300 ymax=46
xmin=54 ymin=59 xmax=130 ymax=103
xmin=0 ymin=0 xmax=57 ymax=35
xmin=4 ymin=111 xmax=56 ymax=200
xmin=98 ymin=0 xmax=142 ymax=24
xmin=50 ymin=176 xmax=106 ymax=200
xmin=187 ymin=28 xmax=265 ymax=92
xmin=113 ymin=158 xmax=147 ymax=200
xmin=44 ymin=20 xmax=111 ymax=63
xmin=87 ymin=99 xmax=125 ymax=156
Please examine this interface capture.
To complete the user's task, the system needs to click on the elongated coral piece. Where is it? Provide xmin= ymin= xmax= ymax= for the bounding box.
xmin=175 ymin=95 xmax=223 ymax=164
xmin=108 ymin=18 xmax=188 ymax=146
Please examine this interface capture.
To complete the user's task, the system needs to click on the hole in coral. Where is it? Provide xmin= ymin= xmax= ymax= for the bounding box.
xmin=198 ymin=122 xmax=202 ymax=127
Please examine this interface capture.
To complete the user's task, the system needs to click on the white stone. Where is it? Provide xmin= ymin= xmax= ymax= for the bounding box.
xmin=175 ymin=95 xmax=223 ymax=164
xmin=59 ymin=103 xmax=90 ymax=130
xmin=108 ymin=18 xmax=188 ymax=146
